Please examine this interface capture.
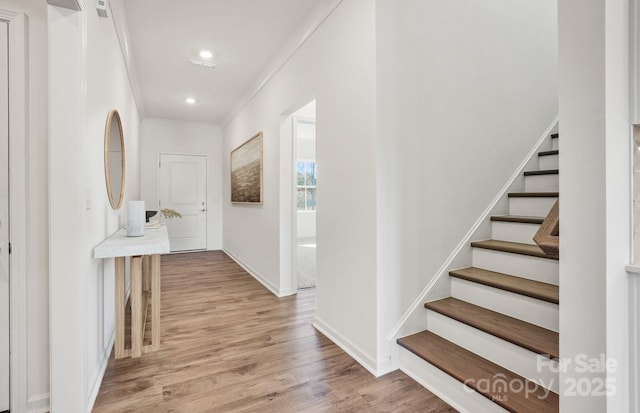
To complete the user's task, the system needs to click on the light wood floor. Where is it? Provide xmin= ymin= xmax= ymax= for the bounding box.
xmin=92 ymin=251 xmax=456 ymax=413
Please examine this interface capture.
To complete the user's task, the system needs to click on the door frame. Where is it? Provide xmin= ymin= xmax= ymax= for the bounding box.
xmin=291 ymin=115 xmax=317 ymax=292
xmin=157 ymin=152 xmax=209 ymax=252
xmin=0 ymin=8 xmax=28 ymax=413
xmin=277 ymin=97 xmax=316 ymax=297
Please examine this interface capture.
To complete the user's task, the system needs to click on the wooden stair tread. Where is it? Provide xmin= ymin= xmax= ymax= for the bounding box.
xmin=449 ymin=267 xmax=559 ymax=304
xmin=471 ymin=239 xmax=557 ymax=260
xmin=490 ymin=215 xmax=545 ymax=224
xmin=508 ymin=192 xmax=558 ymax=198
xmin=538 ymin=150 xmax=558 ymax=157
xmin=425 ymin=297 xmax=559 ymax=358
xmin=523 ymin=169 xmax=558 ymax=176
xmin=398 ymin=331 xmax=559 ymax=412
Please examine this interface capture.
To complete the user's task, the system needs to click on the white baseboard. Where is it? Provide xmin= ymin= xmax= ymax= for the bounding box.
xmin=376 ymin=357 xmax=399 ymax=377
xmin=312 ymin=316 xmax=378 ymax=377
xmin=278 ymin=287 xmax=296 ymax=297
xmin=26 ymin=392 xmax=50 ymax=413
xmin=374 ymin=339 xmax=400 ymax=377
xmin=223 ymin=248 xmax=286 ymax=297
xmin=87 ymin=332 xmax=115 ymax=413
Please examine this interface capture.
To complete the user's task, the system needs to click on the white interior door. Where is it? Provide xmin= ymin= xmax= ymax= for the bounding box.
xmin=0 ymin=20 xmax=10 ymax=412
xmin=159 ymin=154 xmax=207 ymax=251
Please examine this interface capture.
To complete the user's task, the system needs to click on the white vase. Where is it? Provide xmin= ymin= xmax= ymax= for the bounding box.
xmin=127 ymin=200 xmax=145 ymax=237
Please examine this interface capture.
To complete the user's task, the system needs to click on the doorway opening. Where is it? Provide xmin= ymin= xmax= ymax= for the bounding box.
xmin=292 ymin=101 xmax=316 ymax=290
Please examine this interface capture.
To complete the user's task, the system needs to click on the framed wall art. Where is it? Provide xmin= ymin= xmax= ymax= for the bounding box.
xmin=230 ymin=131 xmax=263 ymax=204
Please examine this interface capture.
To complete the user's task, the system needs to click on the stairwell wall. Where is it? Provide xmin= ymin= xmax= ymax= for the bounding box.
xmin=375 ymin=0 xmax=559 ymax=366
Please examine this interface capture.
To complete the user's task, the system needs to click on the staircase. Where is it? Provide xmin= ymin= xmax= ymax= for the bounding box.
xmin=397 ymin=133 xmax=560 ymax=413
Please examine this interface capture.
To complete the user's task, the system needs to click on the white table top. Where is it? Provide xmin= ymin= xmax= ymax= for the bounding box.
xmin=94 ymin=225 xmax=171 ymax=259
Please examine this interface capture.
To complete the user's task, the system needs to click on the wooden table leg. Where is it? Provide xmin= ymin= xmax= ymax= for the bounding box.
xmin=114 ymin=256 xmax=126 ymax=359
xmin=151 ymin=254 xmax=161 ymax=351
xmin=131 ymin=256 xmax=143 ymax=358
xmin=143 ymin=255 xmax=151 ymax=294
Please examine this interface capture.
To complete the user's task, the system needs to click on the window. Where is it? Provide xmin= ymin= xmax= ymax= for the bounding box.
xmin=297 ymin=160 xmax=316 ymax=211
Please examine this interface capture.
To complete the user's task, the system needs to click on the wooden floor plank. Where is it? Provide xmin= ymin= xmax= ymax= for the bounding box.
xmin=93 ymin=251 xmax=456 ymax=413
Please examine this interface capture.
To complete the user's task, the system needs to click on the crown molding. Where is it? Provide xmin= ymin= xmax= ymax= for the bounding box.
xmin=108 ymin=0 xmax=146 ymax=120
xmin=221 ymin=0 xmax=344 ymax=128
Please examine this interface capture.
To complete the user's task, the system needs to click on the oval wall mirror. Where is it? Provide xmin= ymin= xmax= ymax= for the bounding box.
xmin=104 ymin=109 xmax=126 ymax=209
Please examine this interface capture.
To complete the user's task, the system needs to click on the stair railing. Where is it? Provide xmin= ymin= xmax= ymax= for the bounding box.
xmin=533 ymin=199 xmax=559 ymax=259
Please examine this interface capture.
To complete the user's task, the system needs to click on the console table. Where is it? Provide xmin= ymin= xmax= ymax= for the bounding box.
xmin=94 ymin=225 xmax=170 ymax=359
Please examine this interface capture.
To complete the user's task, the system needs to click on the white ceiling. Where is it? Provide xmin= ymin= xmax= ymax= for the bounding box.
xmin=122 ymin=0 xmax=324 ymax=124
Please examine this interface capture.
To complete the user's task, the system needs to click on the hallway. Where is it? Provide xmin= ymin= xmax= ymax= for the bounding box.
xmin=92 ymin=251 xmax=455 ymax=412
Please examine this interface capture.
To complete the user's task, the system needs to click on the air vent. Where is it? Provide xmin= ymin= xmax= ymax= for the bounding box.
xmin=97 ymin=0 xmax=108 ymax=17
xmin=46 ymin=0 xmax=82 ymax=11
xmin=190 ymin=59 xmax=216 ymax=69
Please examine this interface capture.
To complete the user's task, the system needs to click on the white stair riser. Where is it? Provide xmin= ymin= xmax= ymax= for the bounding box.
xmin=552 ymin=138 xmax=559 ymax=151
xmin=539 ymin=154 xmax=559 ymax=170
xmin=509 ymin=197 xmax=557 ymax=217
xmin=491 ymin=221 xmax=540 ymax=245
xmin=427 ymin=311 xmax=559 ymax=393
xmin=524 ymin=174 xmax=559 ymax=192
xmin=451 ymin=278 xmax=559 ymax=332
xmin=472 ymin=248 xmax=559 ymax=285
xmin=399 ymin=347 xmax=510 ymax=413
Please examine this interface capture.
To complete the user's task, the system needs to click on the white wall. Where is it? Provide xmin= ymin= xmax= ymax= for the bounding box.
xmin=0 ymin=1 xmax=50 ymax=411
xmin=558 ymin=0 xmax=631 ymax=411
xmin=375 ymin=0 xmax=558 ymax=367
xmin=140 ymin=118 xmax=223 ymax=250
xmin=49 ymin=2 xmax=141 ymax=412
xmin=84 ymin=5 xmax=142 ymax=410
xmin=223 ymin=0 xmax=378 ymax=370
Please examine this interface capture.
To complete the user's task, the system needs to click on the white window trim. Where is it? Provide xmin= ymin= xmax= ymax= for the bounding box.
xmin=296 ymin=160 xmax=316 ymax=211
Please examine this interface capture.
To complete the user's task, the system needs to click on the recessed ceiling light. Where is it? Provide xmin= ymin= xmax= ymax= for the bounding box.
xmin=199 ymin=50 xmax=213 ymax=59
xmin=186 ymin=97 xmax=196 ymax=105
